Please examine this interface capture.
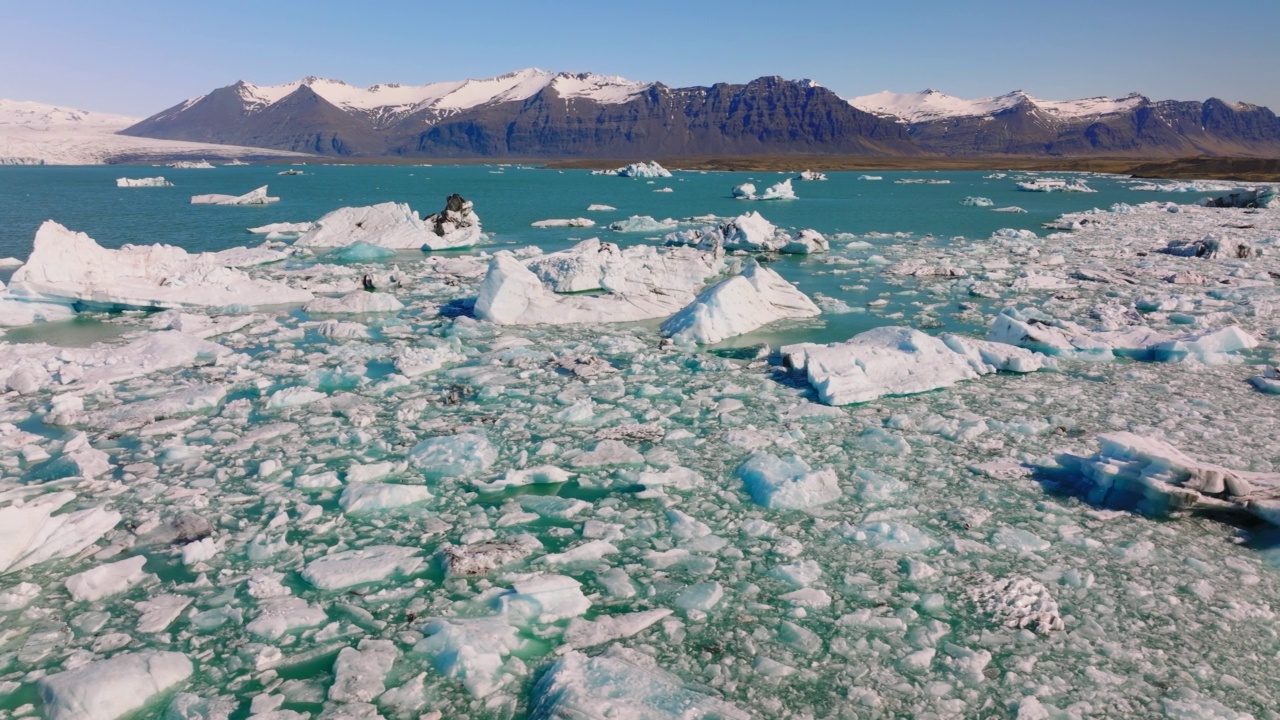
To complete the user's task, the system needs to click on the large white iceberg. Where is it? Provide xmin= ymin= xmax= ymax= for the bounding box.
xmin=38 ymin=651 xmax=193 ymax=720
xmin=782 ymin=326 xmax=1046 ymax=405
xmin=190 ymin=185 xmax=278 ymax=205
xmin=475 ymin=243 xmax=724 ymax=325
xmin=1 ymin=491 xmax=120 ymax=575
xmin=295 ymin=194 xmax=481 ymax=250
xmin=661 ymin=260 xmax=819 ymax=344
xmin=7 ymin=221 xmax=312 ymax=310
xmin=592 ymin=161 xmax=672 ymax=178
xmin=527 ymin=648 xmax=749 ymax=720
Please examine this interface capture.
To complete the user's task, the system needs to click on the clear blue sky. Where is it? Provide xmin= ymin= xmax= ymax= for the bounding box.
xmin=5 ymin=0 xmax=1278 ymax=116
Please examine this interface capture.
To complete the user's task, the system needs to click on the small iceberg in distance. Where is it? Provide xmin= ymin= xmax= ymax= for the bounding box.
xmin=191 ymin=185 xmax=278 ymax=205
xmin=116 ymin=177 xmax=173 ymax=188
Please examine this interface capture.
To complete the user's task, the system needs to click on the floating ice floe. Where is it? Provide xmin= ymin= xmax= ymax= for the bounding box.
xmin=989 ymin=307 xmax=1258 ymax=363
xmin=527 ymin=647 xmax=749 ymax=720
xmin=0 ymin=330 xmax=232 ymax=394
xmin=796 ymin=170 xmax=827 ymax=181
xmin=0 ymin=279 xmax=76 ymax=328
xmin=295 ymin=194 xmax=481 ymax=250
xmin=1 ymin=491 xmax=120 ymax=575
xmin=586 ymin=203 xmax=616 ymax=211
xmin=592 ymin=160 xmax=672 ymax=178
xmin=736 ymin=453 xmax=842 ymax=510
xmin=531 ymin=217 xmax=595 ymax=228
xmin=304 ymin=291 xmax=404 ymax=314
xmin=665 ymin=211 xmax=826 ymax=254
xmin=1162 ymin=234 xmax=1256 ymax=260
xmin=1249 ymin=366 xmax=1280 ymax=394
xmin=1197 ymin=187 xmax=1275 ymax=209
xmin=732 ymin=179 xmax=797 ymax=201
xmin=1128 ymin=180 xmax=1240 ymax=193
xmin=782 ymin=326 xmax=1047 ymax=405
xmin=1015 ymin=177 xmax=1095 ymax=192
xmin=1060 ymin=432 xmax=1280 ymax=527
xmin=38 ymin=651 xmax=193 ymax=720
xmin=961 ymin=196 xmax=993 ymax=207
xmin=301 ymin=546 xmax=423 ymax=589
xmin=857 ymin=174 xmax=882 ymax=180
xmin=7 ymin=220 xmax=311 ymax=310
xmin=474 ymin=241 xmax=723 ymax=325
xmin=168 ymin=160 xmax=214 ymax=169
xmin=416 ymin=615 xmax=525 ymax=698
xmin=661 ymin=259 xmax=820 ymax=344
xmin=248 ymin=221 xmax=314 ymax=240
xmin=116 ymin=176 xmax=172 ymax=188
xmin=607 ymin=215 xmax=679 ymax=233
xmin=190 ymin=185 xmax=278 ymax=205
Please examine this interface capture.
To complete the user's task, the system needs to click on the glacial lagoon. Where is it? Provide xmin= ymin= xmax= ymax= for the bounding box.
xmin=0 ymin=164 xmax=1277 ymax=719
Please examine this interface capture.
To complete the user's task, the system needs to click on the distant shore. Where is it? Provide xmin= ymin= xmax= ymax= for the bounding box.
xmin=545 ymin=156 xmax=1280 ymax=182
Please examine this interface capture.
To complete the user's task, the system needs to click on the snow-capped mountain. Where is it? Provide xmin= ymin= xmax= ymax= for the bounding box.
xmin=150 ymin=69 xmax=652 ymax=130
xmin=122 ymin=70 xmax=911 ymax=158
xmin=0 ymin=99 xmax=312 ymax=165
xmin=846 ymin=88 xmax=1280 ymax=157
xmin=849 ymin=89 xmax=1148 ymax=123
xmin=117 ymin=70 xmax=1280 ymax=160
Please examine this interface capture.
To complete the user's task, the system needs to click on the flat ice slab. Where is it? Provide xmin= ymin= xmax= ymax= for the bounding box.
xmin=295 ymin=194 xmax=480 ymax=250
xmin=782 ymin=326 xmax=1046 ymax=405
xmin=38 ymin=651 xmax=193 ymax=720
xmin=527 ymin=647 xmax=749 ymax=720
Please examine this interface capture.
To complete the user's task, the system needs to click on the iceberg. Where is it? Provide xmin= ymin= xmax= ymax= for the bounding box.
xmin=301 ymin=546 xmax=423 ymax=590
xmin=736 ymin=453 xmax=842 ymax=510
xmin=304 ymin=291 xmax=404 ymax=314
xmin=168 ymin=160 xmax=214 ymax=168
xmin=1061 ymin=432 xmax=1280 ymax=526
xmin=474 ymin=243 xmax=723 ymax=325
xmin=190 ymin=185 xmax=278 ymax=205
xmin=730 ymin=179 xmax=797 ymax=201
xmin=1 ymin=491 xmax=120 ymax=575
xmin=116 ymin=176 xmax=173 ymax=188
xmin=661 ymin=260 xmax=820 ymax=345
xmin=666 ymin=211 xmax=824 ymax=254
xmin=1015 ymin=178 xmax=1095 ymax=193
xmin=592 ymin=161 xmax=672 ymax=178
xmin=961 ymin=196 xmax=993 ymax=207
xmin=416 ymin=615 xmax=524 ymax=698
xmin=796 ymin=170 xmax=827 ymax=181
xmin=295 ymin=194 xmax=481 ymax=250
xmin=965 ymin=573 xmax=1064 ymax=633
xmin=8 ymin=221 xmax=312 ymax=310
xmin=988 ymin=308 xmax=1258 ymax=363
xmin=38 ymin=652 xmax=193 ymax=720
xmin=608 ymin=215 xmax=678 ymax=233
xmin=527 ymin=648 xmax=749 ymax=720
xmin=782 ymin=326 xmax=1046 ymax=405
xmin=531 ymin=217 xmax=596 ymax=228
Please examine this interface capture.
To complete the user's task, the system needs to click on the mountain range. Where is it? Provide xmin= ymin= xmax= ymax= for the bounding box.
xmin=10 ymin=69 xmax=1280 ymax=163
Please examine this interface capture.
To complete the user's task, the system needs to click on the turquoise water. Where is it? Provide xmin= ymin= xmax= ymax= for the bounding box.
xmin=0 ymin=164 xmax=1191 ymax=350
xmin=0 ymin=165 xmax=1173 ymax=258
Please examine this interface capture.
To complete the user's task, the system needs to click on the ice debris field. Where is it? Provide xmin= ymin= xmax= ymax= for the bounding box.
xmin=0 ymin=164 xmax=1278 ymax=720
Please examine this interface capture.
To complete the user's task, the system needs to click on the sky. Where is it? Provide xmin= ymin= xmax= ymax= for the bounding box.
xmin=4 ymin=0 xmax=1278 ymax=117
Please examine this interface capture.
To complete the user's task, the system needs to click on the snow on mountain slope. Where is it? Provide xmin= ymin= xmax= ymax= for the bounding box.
xmin=849 ymin=89 xmax=1145 ymax=123
xmin=219 ymin=68 xmax=650 ymax=125
xmin=0 ymin=99 xmax=310 ymax=165
xmin=0 ymin=99 xmax=138 ymax=131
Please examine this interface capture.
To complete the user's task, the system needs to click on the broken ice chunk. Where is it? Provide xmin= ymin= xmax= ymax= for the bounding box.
xmin=440 ymin=537 xmax=540 ymax=576
xmin=965 ymin=573 xmax=1064 ymax=633
xmin=407 ymin=432 xmax=497 ymax=478
xmin=527 ymin=647 xmax=748 ymax=720
xmin=329 ymin=639 xmax=399 ymax=703
xmin=64 ymin=555 xmax=155 ymax=602
xmin=497 ymin=574 xmax=592 ymax=624
xmin=301 ymin=546 xmax=423 ymax=590
xmin=562 ymin=609 xmax=673 ymax=649
xmin=416 ymin=615 xmax=523 ymax=698
xmin=735 ymin=453 xmax=842 ymax=510
xmin=37 ymin=651 xmax=193 ymax=720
